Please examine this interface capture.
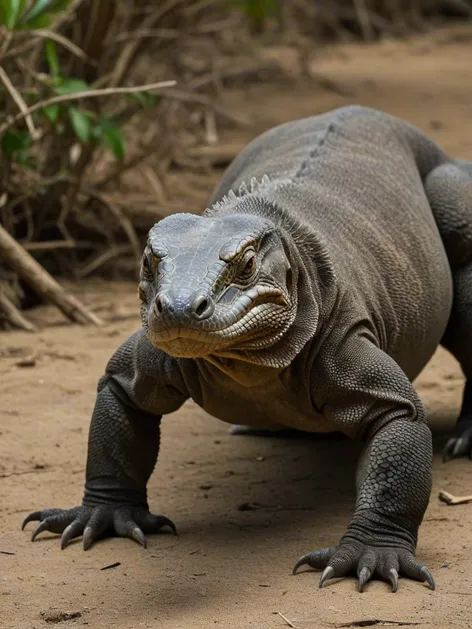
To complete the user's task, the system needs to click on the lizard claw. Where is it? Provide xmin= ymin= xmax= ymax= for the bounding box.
xmin=420 ymin=566 xmax=436 ymax=590
xmin=358 ymin=566 xmax=372 ymax=592
xmin=442 ymin=417 xmax=472 ymax=461
xmin=61 ymin=521 xmax=86 ymax=550
xmin=31 ymin=520 xmax=51 ymax=542
xmin=82 ymin=525 xmax=95 ymax=551
xmin=131 ymin=526 xmax=147 ymax=548
xmin=319 ymin=566 xmax=335 ymax=588
xmin=292 ymin=547 xmax=337 ymax=575
xmin=388 ymin=568 xmax=399 ymax=593
xmin=22 ymin=511 xmax=42 ymax=530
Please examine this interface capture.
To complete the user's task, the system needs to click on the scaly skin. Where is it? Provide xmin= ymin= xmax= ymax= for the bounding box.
xmin=23 ymin=106 xmax=472 ymax=593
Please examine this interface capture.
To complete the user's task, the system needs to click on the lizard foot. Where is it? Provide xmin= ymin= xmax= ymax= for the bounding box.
xmin=443 ymin=417 xmax=472 ymax=461
xmin=292 ymin=542 xmax=435 ymax=592
xmin=22 ymin=505 xmax=176 ymax=550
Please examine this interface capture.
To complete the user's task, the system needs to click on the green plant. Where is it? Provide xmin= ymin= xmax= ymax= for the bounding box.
xmin=0 ymin=0 xmax=73 ymax=31
xmin=230 ymin=0 xmax=279 ymax=30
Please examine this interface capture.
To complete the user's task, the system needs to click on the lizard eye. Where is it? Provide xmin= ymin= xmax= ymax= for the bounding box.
xmin=239 ymin=250 xmax=257 ymax=280
xmin=141 ymin=255 xmax=154 ymax=279
xmin=245 ymin=255 xmax=255 ymax=274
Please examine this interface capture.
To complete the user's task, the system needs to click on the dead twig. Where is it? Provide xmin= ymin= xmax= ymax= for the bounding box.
xmin=186 ymin=142 xmax=247 ymax=166
xmin=0 ymin=66 xmax=38 ymax=139
xmin=76 ymin=244 xmax=132 ymax=279
xmin=336 ymin=621 xmax=420 ymax=627
xmin=23 ymin=240 xmax=77 ymax=251
xmin=88 ymin=191 xmax=142 ymax=270
xmin=0 ymin=288 xmax=37 ymax=332
xmin=0 ymin=224 xmax=103 ymax=326
xmin=33 ymin=29 xmax=90 ymax=61
xmin=439 ymin=490 xmax=472 ymax=506
xmin=161 ymin=88 xmax=250 ymax=126
xmin=277 ymin=612 xmax=300 ymax=629
xmin=0 ymin=80 xmax=177 ymax=136
xmin=110 ymin=0 xmax=186 ymax=86
xmin=108 ymin=28 xmax=180 ymax=45
xmin=141 ymin=167 xmax=167 ymax=205
xmin=353 ymin=0 xmax=374 ymax=41
xmin=100 ymin=562 xmax=121 ymax=571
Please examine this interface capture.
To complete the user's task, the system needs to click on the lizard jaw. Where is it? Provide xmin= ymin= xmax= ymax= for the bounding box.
xmin=146 ymin=301 xmax=294 ymax=359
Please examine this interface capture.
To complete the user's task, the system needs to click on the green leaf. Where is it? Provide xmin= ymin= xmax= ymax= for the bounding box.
xmin=17 ymin=151 xmax=37 ymax=169
xmin=1 ymin=129 xmax=32 ymax=157
xmin=231 ymin=0 xmax=277 ymax=25
xmin=42 ymin=103 xmax=60 ymax=124
xmin=92 ymin=117 xmax=125 ymax=160
xmin=44 ymin=39 xmax=60 ymax=77
xmin=68 ymin=107 xmax=91 ymax=143
xmin=54 ymin=78 xmax=89 ymax=96
xmin=21 ymin=0 xmax=56 ymax=22
xmin=102 ymin=126 xmax=125 ymax=161
xmin=1 ymin=0 xmax=26 ymax=29
xmin=126 ymin=92 xmax=157 ymax=109
xmin=20 ymin=0 xmax=72 ymax=27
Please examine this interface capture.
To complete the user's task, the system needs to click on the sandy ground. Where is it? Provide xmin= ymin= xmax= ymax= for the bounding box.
xmin=2 ymin=29 xmax=472 ymax=629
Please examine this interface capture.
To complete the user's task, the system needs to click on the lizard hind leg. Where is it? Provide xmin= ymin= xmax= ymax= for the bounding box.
xmin=440 ymin=262 xmax=472 ymax=461
xmin=424 ymin=162 xmax=472 ymax=461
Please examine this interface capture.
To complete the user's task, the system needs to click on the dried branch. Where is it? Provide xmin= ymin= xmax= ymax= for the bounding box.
xmin=0 ymin=225 xmax=103 ymax=326
xmin=161 ymin=88 xmax=250 ymax=126
xmin=0 ymin=287 xmax=37 ymax=332
xmin=110 ymin=0 xmax=186 ymax=86
xmin=23 ymin=240 xmax=77 ymax=251
xmin=0 ymin=80 xmax=177 ymax=136
xmin=33 ymin=29 xmax=89 ymax=61
xmin=0 ymin=67 xmax=38 ymax=139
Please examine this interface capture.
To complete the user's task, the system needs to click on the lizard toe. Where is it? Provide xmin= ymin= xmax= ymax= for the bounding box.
xmin=136 ymin=512 xmax=177 ymax=536
xmin=82 ymin=506 xmax=114 ymax=550
xmin=61 ymin=518 xmax=88 ymax=550
xmin=24 ymin=508 xmax=83 ymax=541
xmin=22 ymin=508 xmax=71 ymax=531
xmin=292 ymin=547 xmax=337 ymax=575
xmin=398 ymin=551 xmax=436 ymax=590
xmin=357 ymin=566 xmax=373 ymax=592
xmin=376 ymin=551 xmax=400 ymax=592
xmin=442 ymin=418 xmax=472 ymax=461
xmin=113 ymin=507 xmax=149 ymax=548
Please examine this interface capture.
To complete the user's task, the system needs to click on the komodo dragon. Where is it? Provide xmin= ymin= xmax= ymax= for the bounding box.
xmin=23 ymin=105 xmax=472 ymax=593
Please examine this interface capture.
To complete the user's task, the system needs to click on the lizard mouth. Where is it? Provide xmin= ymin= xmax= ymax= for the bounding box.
xmin=149 ymin=333 xmax=220 ymax=358
xmin=146 ymin=300 xmax=292 ymax=359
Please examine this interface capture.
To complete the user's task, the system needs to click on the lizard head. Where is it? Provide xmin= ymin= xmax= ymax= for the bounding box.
xmin=139 ymin=211 xmax=296 ymax=360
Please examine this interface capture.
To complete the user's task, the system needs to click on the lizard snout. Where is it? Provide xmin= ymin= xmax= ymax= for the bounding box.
xmin=153 ymin=290 xmax=215 ymax=323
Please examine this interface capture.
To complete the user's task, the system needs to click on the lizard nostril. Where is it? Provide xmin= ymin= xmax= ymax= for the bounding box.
xmin=195 ymin=298 xmax=209 ymax=317
xmin=156 ymin=297 xmax=163 ymax=313
xmin=191 ymin=295 xmax=214 ymax=319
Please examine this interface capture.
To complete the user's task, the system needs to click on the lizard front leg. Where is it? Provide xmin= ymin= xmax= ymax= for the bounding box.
xmin=23 ymin=330 xmax=186 ymax=550
xmin=293 ymin=335 xmax=435 ymax=592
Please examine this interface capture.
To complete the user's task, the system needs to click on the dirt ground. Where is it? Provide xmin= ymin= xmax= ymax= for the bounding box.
xmin=2 ymin=29 xmax=472 ymax=629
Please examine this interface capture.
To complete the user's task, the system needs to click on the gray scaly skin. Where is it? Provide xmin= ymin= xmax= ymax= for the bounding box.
xmin=23 ymin=106 xmax=472 ymax=593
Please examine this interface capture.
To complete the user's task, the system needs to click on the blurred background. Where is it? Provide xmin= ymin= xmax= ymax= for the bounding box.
xmin=0 ymin=0 xmax=472 ymax=328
